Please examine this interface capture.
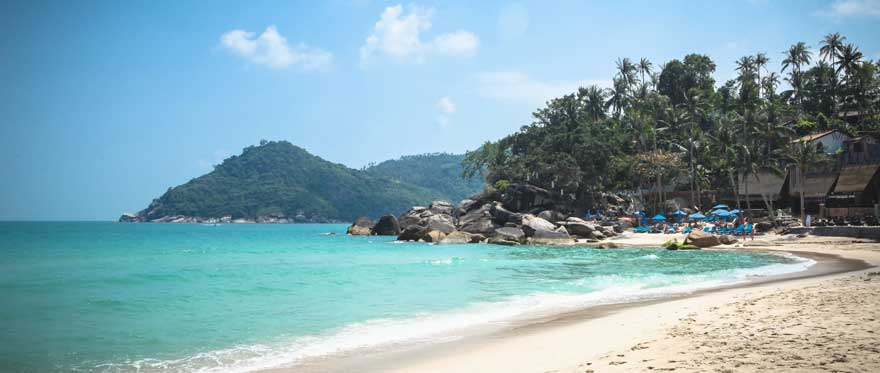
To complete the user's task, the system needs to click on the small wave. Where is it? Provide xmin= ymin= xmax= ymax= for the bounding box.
xmin=95 ymin=254 xmax=815 ymax=372
xmin=640 ymin=254 xmax=659 ymax=260
xmin=424 ymin=257 xmax=463 ymax=265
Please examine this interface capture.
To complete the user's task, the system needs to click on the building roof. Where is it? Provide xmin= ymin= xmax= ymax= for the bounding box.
xmin=834 ymin=164 xmax=880 ymax=193
xmin=789 ymin=170 xmax=837 ymax=198
xmin=794 ymin=130 xmax=837 ymax=143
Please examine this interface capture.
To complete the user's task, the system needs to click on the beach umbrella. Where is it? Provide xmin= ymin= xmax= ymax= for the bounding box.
xmin=712 ymin=210 xmax=730 ymax=216
xmin=651 ymin=214 xmax=667 ymax=221
xmin=689 ymin=213 xmax=706 ymax=220
xmin=729 ymin=209 xmax=741 ymax=215
xmin=672 ymin=210 xmax=686 ymax=222
xmin=712 ymin=204 xmax=729 ymax=210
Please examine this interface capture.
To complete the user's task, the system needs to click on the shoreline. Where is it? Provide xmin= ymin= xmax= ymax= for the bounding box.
xmin=259 ymin=234 xmax=880 ymax=373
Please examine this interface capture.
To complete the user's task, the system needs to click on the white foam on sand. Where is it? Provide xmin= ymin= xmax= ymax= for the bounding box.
xmin=102 ymin=254 xmax=815 ymax=373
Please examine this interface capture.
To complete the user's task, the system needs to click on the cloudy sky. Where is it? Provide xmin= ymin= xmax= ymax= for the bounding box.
xmin=2 ymin=0 xmax=879 ymax=220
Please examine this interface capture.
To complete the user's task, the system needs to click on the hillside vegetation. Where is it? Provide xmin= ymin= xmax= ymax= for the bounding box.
xmin=133 ymin=141 xmax=482 ymax=222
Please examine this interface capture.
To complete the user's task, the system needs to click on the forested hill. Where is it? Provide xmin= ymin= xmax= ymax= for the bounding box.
xmin=125 ymin=141 xmax=483 ymax=222
xmin=364 ymin=153 xmax=484 ymax=203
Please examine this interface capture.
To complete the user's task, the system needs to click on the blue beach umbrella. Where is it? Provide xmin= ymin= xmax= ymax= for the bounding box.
xmin=712 ymin=204 xmax=729 ymax=210
xmin=672 ymin=210 xmax=686 ymax=222
xmin=651 ymin=214 xmax=667 ymax=221
xmin=712 ymin=209 xmax=730 ymax=216
xmin=689 ymin=213 xmax=706 ymax=220
xmin=729 ymin=209 xmax=741 ymax=215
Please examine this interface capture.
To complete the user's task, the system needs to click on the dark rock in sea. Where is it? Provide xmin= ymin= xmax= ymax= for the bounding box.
xmin=347 ymin=216 xmax=374 ymax=236
xmin=493 ymin=227 xmax=526 ymax=243
xmin=458 ymin=204 xmax=496 ymax=235
xmin=398 ymin=225 xmax=427 ymax=241
xmin=372 ymin=215 xmax=401 ymax=236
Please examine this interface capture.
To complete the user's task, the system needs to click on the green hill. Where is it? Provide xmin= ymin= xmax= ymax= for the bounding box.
xmin=365 ymin=153 xmax=484 ymax=204
xmin=129 ymin=141 xmax=483 ymax=222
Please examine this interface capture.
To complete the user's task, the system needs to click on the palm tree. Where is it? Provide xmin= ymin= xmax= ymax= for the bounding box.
xmin=782 ymin=42 xmax=813 ymax=113
xmin=819 ymin=32 xmax=845 ymax=68
xmin=788 ymin=140 xmax=828 ymax=225
xmin=616 ymin=57 xmax=638 ymax=92
xmin=754 ymin=52 xmax=769 ymax=98
xmin=638 ymin=58 xmax=653 ymax=85
xmin=605 ymin=77 xmax=630 ymax=119
xmin=580 ymin=85 xmax=607 ymax=122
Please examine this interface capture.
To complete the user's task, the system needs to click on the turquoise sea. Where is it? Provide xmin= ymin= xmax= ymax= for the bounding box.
xmin=0 ymin=222 xmax=812 ymax=372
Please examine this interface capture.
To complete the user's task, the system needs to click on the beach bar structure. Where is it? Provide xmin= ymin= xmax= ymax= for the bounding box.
xmin=825 ymin=163 xmax=880 ymax=217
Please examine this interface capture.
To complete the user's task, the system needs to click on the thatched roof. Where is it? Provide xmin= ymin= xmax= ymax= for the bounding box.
xmin=789 ymin=170 xmax=837 ymax=198
xmin=834 ymin=164 xmax=880 ymax=193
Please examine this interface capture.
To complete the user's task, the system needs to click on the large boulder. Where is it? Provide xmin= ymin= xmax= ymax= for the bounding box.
xmin=520 ymin=215 xmax=557 ymax=237
xmin=424 ymin=230 xmax=446 ymax=243
xmin=459 ymin=204 xmax=496 ymax=235
xmin=398 ymin=207 xmax=427 ymax=228
xmin=493 ymin=227 xmax=526 ymax=243
xmin=427 ymin=220 xmax=455 ymax=235
xmin=538 ymin=210 xmax=567 ymax=222
xmin=439 ymin=230 xmax=472 ymax=244
xmin=347 ymin=217 xmax=373 ymax=235
xmin=529 ymin=228 xmax=574 ymax=245
xmin=489 ymin=203 xmax=518 ymax=224
xmin=563 ymin=221 xmax=595 ymax=237
xmin=501 ymin=184 xmax=555 ymax=212
xmin=371 ymin=215 xmax=401 ymax=236
xmin=684 ymin=230 xmax=721 ymax=248
xmin=397 ymin=225 xmax=427 ymax=241
xmin=719 ymin=234 xmax=739 ymax=245
xmin=429 ymin=200 xmax=455 ymax=216
xmin=488 ymin=237 xmax=520 ymax=246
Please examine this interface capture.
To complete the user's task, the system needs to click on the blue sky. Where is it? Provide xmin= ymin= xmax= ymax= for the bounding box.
xmin=2 ymin=0 xmax=879 ymax=220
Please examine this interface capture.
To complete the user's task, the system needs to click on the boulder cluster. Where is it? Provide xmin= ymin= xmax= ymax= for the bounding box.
xmin=347 ymin=184 xmax=621 ymax=246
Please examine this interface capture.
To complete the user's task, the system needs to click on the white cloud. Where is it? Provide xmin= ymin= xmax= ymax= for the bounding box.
xmin=220 ymin=25 xmax=333 ymax=70
xmin=474 ymin=71 xmax=610 ymax=106
xmin=359 ymin=4 xmax=479 ymax=65
xmin=818 ymin=0 xmax=880 ymax=19
xmin=435 ymin=97 xmax=456 ymax=127
xmin=498 ymin=3 xmax=529 ymax=39
xmin=436 ymin=96 xmax=456 ymax=114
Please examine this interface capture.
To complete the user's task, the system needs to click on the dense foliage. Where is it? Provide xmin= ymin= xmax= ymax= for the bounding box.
xmin=141 ymin=141 xmax=483 ymax=221
xmin=365 ymin=153 xmax=484 ymax=203
xmin=464 ymin=34 xmax=880 ymax=213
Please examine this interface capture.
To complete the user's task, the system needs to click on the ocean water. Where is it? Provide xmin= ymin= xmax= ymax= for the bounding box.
xmin=0 ymin=222 xmax=813 ymax=372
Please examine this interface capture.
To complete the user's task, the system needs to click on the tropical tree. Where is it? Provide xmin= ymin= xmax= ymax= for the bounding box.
xmin=782 ymin=42 xmax=813 ymax=113
xmin=787 ymin=140 xmax=828 ymax=225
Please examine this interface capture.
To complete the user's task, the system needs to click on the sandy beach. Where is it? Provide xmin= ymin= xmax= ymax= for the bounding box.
xmin=272 ymin=233 xmax=880 ymax=373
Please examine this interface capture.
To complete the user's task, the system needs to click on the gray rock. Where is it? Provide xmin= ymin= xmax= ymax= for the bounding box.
xmin=429 ymin=200 xmax=455 ymax=216
xmin=439 ymin=230 xmax=472 ymax=244
xmin=488 ymin=237 xmax=520 ymax=246
xmin=490 ymin=203 xmax=517 ymax=224
xmin=493 ymin=227 xmax=526 ymax=243
xmin=427 ymin=220 xmax=455 ymax=235
xmin=459 ymin=204 xmax=496 ymax=235
xmin=520 ymin=215 xmax=557 ymax=237
xmin=397 ymin=225 xmax=427 ymax=241
xmin=562 ymin=222 xmax=595 ymax=237
xmin=347 ymin=217 xmax=374 ymax=235
xmin=372 ymin=215 xmax=401 ymax=236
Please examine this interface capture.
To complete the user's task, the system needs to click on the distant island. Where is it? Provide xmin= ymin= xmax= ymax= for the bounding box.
xmin=119 ymin=141 xmax=483 ymax=223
